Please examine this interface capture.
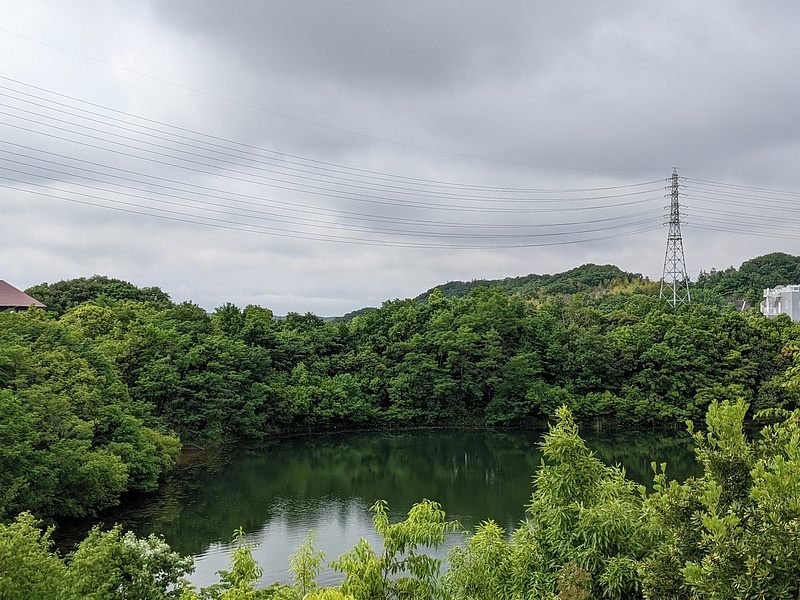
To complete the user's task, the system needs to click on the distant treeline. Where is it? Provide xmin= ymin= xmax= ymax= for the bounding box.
xmin=413 ymin=262 xmax=645 ymax=301
xmin=3 ymin=254 xmax=800 ymax=519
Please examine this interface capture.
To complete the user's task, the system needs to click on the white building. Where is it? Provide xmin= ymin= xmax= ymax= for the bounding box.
xmin=761 ymin=285 xmax=800 ymax=320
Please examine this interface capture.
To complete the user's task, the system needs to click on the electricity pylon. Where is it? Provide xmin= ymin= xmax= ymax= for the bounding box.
xmin=659 ymin=168 xmax=691 ymax=306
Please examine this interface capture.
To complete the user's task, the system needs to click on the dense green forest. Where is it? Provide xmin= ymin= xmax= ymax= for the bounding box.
xmin=2 ymin=255 xmax=800 ymax=596
xmin=413 ymin=252 xmax=800 ymax=307
xmin=3 ymin=399 xmax=800 ymax=599
xmin=413 ymin=263 xmax=646 ymax=301
xmin=3 ymin=254 xmax=800 ymax=522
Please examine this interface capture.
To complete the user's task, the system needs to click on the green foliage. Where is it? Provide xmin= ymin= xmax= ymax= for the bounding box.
xmin=63 ymin=524 xmax=194 ymax=600
xmin=0 ymin=512 xmax=65 ymax=600
xmin=287 ymin=530 xmax=326 ymax=598
xmin=695 ymin=251 xmax=800 ymax=306
xmin=0 ymin=513 xmax=192 ymax=600
xmin=443 ymin=520 xmax=514 ymax=599
xmin=26 ymin=275 xmax=172 ymax=316
xmin=0 ymin=309 xmax=180 ymax=518
xmin=681 ymin=404 xmax=800 ymax=598
xmin=526 ymin=406 xmax=656 ymax=598
xmin=414 ymin=263 xmax=645 ymax=302
xmin=15 ymin=263 xmax=800 ymax=450
xmin=640 ymin=399 xmax=800 ymax=599
xmin=217 ymin=527 xmax=265 ymax=592
xmin=330 ymin=499 xmax=459 ymax=600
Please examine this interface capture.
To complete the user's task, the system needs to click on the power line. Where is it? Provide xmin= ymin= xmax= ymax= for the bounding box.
xmin=0 ymin=164 xmax=662 ymax=240
xmin=0 ymin=146 xmax=664 ymax=231
xmin=0 ymin=77 xmax=664 ymax=194
xmin=1 ymin=77 xmax=797 ymax=252
xmin=687 ymin=178 xmax=800 ymax=198
xmin=0 ymin=31 xmax=660 ymax=173
xmin=0 ymin=75 xmax=673 ymax=250
xmin=681 ymin=176 xmax=800 ymax=242
xmin=0 ymin=116 xmax=663 ymax=212
xmin=0 ymin=77 xmax=662 ymax=202
xmin=0 ymin=126 xmax=663 ymax=217
xmin=2 ymin=180 xmax=665 ymax=249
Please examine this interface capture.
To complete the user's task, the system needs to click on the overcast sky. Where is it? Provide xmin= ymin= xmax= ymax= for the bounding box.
xmin=2 ymin=1 xmax=800 ymax=315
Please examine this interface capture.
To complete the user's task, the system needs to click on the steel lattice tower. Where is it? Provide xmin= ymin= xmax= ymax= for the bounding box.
xmin=660 ymin=168 xmax=691 ymax=306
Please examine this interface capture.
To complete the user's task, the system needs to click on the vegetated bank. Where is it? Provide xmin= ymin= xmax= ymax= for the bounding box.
xmin=4 ymin=399 xmax=800 ymax=599
xmin=2 ymin=254 xmax=800 ymax=596
xmin=4 ymin=254 xmax=800 ymax=521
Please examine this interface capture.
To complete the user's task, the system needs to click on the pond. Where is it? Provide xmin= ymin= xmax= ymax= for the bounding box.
xmin=58 ymin=426 xmax=701 ymax=589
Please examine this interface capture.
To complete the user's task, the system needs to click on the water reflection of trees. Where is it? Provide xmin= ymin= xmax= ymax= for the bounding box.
xmin=58 ymin=428 xmax=700 ymax=558
xmin=583 ymin=428 xmax=701 ymax=486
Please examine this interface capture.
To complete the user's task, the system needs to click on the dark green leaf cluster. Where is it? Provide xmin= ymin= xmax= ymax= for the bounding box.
xmin=0 ymin=309 xmax=180 ymax=519
xmin=0 ymin=512 xmax=192 ymax=600
xmin=25 ymin=275 xmax=172 ymax=316
xmin=6 ymin=262 xmax=800 ymax=521
xmin=641 ymin=399 xmax=800 ymax=599
xmin=7 ymin=401 xmax=800 ymax=599
xmin=695 ymin=251 xmax=800 ymax=307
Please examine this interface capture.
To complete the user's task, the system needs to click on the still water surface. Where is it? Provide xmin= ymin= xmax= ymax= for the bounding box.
xmin=61 ymin=427 xmax=701 ymax=588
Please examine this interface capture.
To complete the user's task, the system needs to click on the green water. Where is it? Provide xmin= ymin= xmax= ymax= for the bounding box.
xmin=59 ymin=427 xmax=701 ymax=588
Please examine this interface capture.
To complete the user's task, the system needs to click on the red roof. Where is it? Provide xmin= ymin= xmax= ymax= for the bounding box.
xmin=0 ymin=280 xmax=46 ymax=309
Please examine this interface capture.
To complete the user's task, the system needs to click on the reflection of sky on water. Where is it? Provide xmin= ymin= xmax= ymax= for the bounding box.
xmin=56 ymin=428 xmax=699 ymax=591
xmin=180 ymin=428 xmax=698 ymax=589
xmin=186 ymin=494 xmax=476 ymax=589
xmin=190 ymin=496 xmax=374 ymax=588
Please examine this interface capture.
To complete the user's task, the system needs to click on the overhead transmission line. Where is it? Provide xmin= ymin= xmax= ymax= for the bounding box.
xmin=0 ymin=147 xmax=662 ymax=231
xmin=0 ymin=75 xmax=666 ymax=248
xmin=0 ymin=76 xmax=659 ymax=201
xmin=683 ymin=178 xmax=800 ymax=241
xmin=2 ymin=36 xmax=797 ymax=250
xmin=0 ymin=76 xmax=658 ymax=195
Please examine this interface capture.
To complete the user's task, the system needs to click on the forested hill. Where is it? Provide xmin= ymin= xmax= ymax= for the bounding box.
xmin=25 ymin=275 xmax=173 ymax=316
xmin=5 ymin=254 xmax=800 ymax=520
xmin=303 ymin=254 xmax=800 ymax=321
xmin=695 ymin=251 xmax=800 ymax=306
xmin=413 ymin=252 xmax=800 ymax=308
xmin=337 ymin=263 xmax=648 ymax=321
xmin=24 ymin=255 xmax=800 ymax=322
xmin=414 ymin=263 xmax=645 ymax=302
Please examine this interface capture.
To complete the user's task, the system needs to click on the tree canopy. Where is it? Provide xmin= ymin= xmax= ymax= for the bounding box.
xmin=4 ymin=400 xmax=800 ymax=599
xmin=3 ymin=258 xmax=800 ymax=522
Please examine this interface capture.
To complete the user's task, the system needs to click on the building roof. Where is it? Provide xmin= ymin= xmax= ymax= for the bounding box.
xmin=0 ymin=280 xmax=46 ymax=309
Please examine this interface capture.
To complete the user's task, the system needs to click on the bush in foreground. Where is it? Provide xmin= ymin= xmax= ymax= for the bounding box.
xmin=3 ymin=400 xmax=800 ymax=599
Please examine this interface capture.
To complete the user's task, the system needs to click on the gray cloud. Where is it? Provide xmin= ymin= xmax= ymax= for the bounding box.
xmin=1 ymin=0 xmax=799 ymax=315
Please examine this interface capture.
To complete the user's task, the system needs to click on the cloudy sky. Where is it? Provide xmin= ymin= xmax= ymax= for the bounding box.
xmin=2 ymin=1 xmax=800 ymax=315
